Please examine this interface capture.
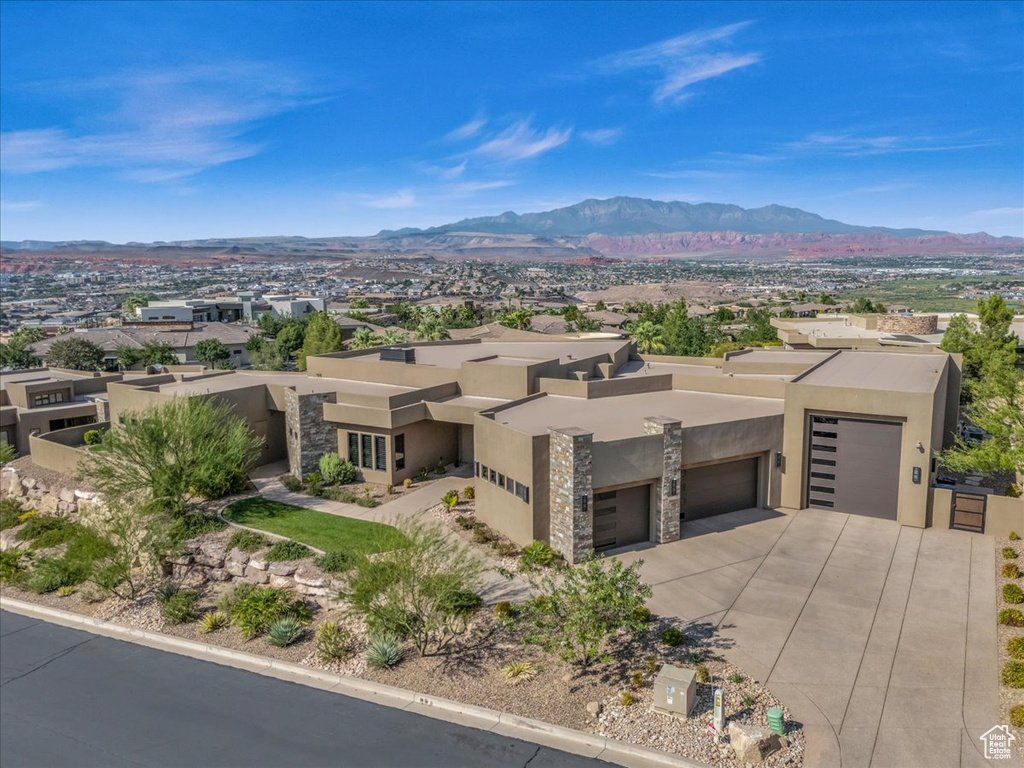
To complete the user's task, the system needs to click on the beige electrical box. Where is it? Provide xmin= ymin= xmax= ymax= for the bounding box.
xmin=653 ymin=664 xmax=696 ymax=717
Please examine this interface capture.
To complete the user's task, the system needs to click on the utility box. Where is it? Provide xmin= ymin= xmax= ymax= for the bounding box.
xmin=653 ymin=664 xmax=696 ymax=717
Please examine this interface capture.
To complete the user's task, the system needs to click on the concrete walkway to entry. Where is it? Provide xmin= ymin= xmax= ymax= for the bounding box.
xmin=614 ymin=508 xmax=1010 ymax=768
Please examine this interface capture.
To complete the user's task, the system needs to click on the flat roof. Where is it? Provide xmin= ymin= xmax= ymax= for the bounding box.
xmin=435 ymin=394 xmax=511 ymax=409
xmin=0 ymin=369 xmax=91 ymax=390
xmin=159 ymin=371 xmax=415 ymax=398
xmin=795 ymin=351 xmax=946 ymax=393
xmin=349 ymin=340 xmax=628 ymax=369
xmin=728 ymin=349 xmax=834 ymax=364
xmin=495 ymin=389 xmax=784 ymax=441
xmin=614 ymin=360 xmax=722 ymax=378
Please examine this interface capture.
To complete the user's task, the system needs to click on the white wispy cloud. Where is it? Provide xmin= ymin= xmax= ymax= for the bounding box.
xmin=471 ymin=119 xmax=572 ymax=162
xmin=972 ymin=206 xmax=1024 ymax=218
xmin=0 ymin=199 xmax=42 ymax=212
xmin=594 ymin=22 xmax=760 ymax=104
xmin=446 ymin=115 xmax=487 ymax=141
xmin=1 ymin=62 xmax=320 ymax=182
xmin=580 ymin=128 xmax=623 ymax=146
xmin=783 ymin=132 xmax=999 ymax=156
xmin=448 ymin=180 xmax=516 ymax=194
xmin=364 ymin=190 xmax=418 ymax=209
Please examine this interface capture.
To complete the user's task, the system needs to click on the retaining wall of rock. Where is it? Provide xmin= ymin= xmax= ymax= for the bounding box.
xmin=0 ymin=466 xmax=102 ymax=517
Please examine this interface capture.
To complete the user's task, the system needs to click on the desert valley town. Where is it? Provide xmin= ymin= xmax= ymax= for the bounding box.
xmin=0 ymin=3 xmax=1022 ymax=768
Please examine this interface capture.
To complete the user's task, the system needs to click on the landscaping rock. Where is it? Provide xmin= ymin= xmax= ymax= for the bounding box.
xmin=727 ymin=721 xmax=782 ymax=764
xmin=208 ymin=568 xmax=231 ymax=582
xmin=269 ymin=574 xmax=293 ymax=589
xmin=228 ymin=548 xmax=250 ymax=565
xmin=268 ymin=562 xmax=297 ymax=577
xmin=166 ymin=553 xmax=193 ymax=566
xmin=226 ymin=560 xmax=246 ymax=577
xmin=294 ymin=571 xmax=325 ymax=588
xmin=58 ymin=488 xmax=75 ymax=504
xmin=586 ymin=701 xmax=603 ymax=717
xmin=244 ymin=565 xmax=269 ymax=584
xmin=248 ymin=557 xmax=268 ymax=571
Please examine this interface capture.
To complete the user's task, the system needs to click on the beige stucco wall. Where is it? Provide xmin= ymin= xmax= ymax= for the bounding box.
xmin=332 ymin=417 xmax=459 ymax=485
xmin=928 ymin=487 xmax=1024 ymax=539
xmin=10 ymin=402 xmax=99 ymax=455
xmin=28 ymin=421 xmax=110 ymax=476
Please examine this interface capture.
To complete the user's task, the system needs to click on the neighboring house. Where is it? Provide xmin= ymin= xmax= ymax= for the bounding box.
xmin=138 ymin=293 xmax=327 ymax=323
xmin=81 ymin=338 xmax=966 ymax=563
xmin=0 ymin=368 xmax=119 ymax=454
xmin=27 ymin=323 xmax=258 ymax=369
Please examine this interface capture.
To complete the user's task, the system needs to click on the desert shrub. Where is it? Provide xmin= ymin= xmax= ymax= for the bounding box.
xmin=156 ymin=581 xmax=181 ymax=603
xmin=463 ymin=485 xmax=475 ymax=500
xmin=56 ymin=585 xmax=76 ymax=597
xmin=493 ymin=541 xmax=518 ymax=557
xmin=434 ymin=459 xmax=446 ymax=475
xmin=1005 ymin=584 xmax=1024 ymax=604
xmin=416 ymin=467 xmax=429 ymax=482
xmin=731 ymin=673 xmax=745 ymax=684
xmin=742 ymin=695 xmax=758 ymax=708
xmin=439 ymin=589 xmax=483 ymax=618
xmin=279 ymin=474 xmax=303 ymax=492
xmin=661 ymin=627 xmax=689 ymax=647
xmin=304 ymin=472 xmax=323 ymax=489
xmin=1009 ymin=637 xmax=1024 ymax=660
xmin=0 ymin=497 xmax=24 ymax=530
xmin=314 ymin=551 xmax=351 ymax=573
xmin=1004 ymin=547 xmax=1018 ymax=560
xmin=227 ymin=529 xmax=269 ymax=553
xmin=690 ymin=650 xmax=706 ymax=664
xmin=316 ymin=620 xmax=352 ymax=662
xmin=366 ymin=633 xmax=404 ymax=669
xmin=267 ymin=617 xmax=306 ymax=647
xmin=630 ymin=671 xmax=644 ymax=690
xmin=501 ymin=661 xmax=537 ymax=686
xmin=403 ymin=478 xmax=412 ymax=490
xmin=632 ymin=606 xmax=652 ymax=624
xmin=643 ymin=655 xmax=659 ymax=675
xmin=472 ymin=527 xmax=494 ymax=544
xmin=1008 ymin=485 xmax=1023 ymax=499
xmin=321 ymin=487 xmax=357 ymax=503
xmin=216 ymin=581 xmax=256 ymax=617
xmin=170 ymin=513 xmax=226 ymax=541
xmin=1012 ymin=531 xmax=1022 ymax=540
xmin=386 ymin=484 xmax=394 ymax=495
xmin=494 ymin=601 xmax=514 ymax=619
xmin=695 ymin=664 xmax=710 ymax=683
xmin=264 ymin=540 xmax=313 ymax=562
xmin=519 ymin=540 xmax=558 ymax=571
xmin=1000 ymin=609 xmax=1024 ymax=626
xmin=16 ymin=515 xmax=75 ymax=548
xmin=319 ymin=453 xmax=358 ymax=485
xmin=620 ymin=691 xmax=636 ymax=706
xmin=161 ymin=590 xmax=198 ymax=625
xmin=355 ymin=495 xmax=379 ymax=509
xmin=1003 ymin=563 xmax=1021 ymax=579
xmin=232 ymin=587 xmax=312 ymax=639
xmin=1012 ymin=705 xmax=1024 ymax=728
xmin=198 ymin=610 xmax=229 ymax=634
xmin=27 ymin=557 xmax=89 ymax=593
xmin=0 ymin=549 xmax=27 ymax=584
xmin=1003 ymin=661 xmax=1024 ymax=688
xmin=83 ymin=429 xmax=103 ymax=446
xmin=455 ymin=515 xmax=476 ymax=530
xmin=441 ymin=490 xmax=459 ymax=511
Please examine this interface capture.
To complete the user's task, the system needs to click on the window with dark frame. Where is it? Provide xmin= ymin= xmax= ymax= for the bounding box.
xmin=374 ymin=435 xmax=387 ymax=471
xmin=348 ymin=433 xmax=359 ymax=464
xmin=361 ymin=434 xmax=372 ymax=468
xmin=394 ymin=433 xmax=405 ymax=470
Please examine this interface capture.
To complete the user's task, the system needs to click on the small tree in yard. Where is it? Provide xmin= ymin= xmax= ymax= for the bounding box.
xmin=45 ymin=337 xmax=105 ymax=371
xmin=84 ymin=499 xmax=174 ymax=601
xmin=193 ymin=339 xmax=231 ymax=368
xmin=523 ymin=553 xmax=653 ymax=667
xmin=87 ymin=397 xmax=263 ymax=517
xmin=342 ymin=517 xmax=485 ymax=656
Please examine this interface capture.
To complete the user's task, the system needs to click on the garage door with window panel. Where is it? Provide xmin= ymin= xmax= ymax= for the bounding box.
xmin=679 ymin=457 xmax=759 ymax=521
xmin=806 ymin=415 xmax=901 ymax=519
xmin=592 ymin=484 xmax=650 ymax=551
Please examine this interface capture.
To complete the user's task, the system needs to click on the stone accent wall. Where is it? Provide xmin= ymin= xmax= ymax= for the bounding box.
xmin=0 ymin=466 xmax=101 ymax=518
xmin=876 ymin=313 xmax=938 ymax=335
xmin=94 ymin=398 xmax=109 ymax=423
xmin=284 ymin=388 xmax=338 ymax=479
xmin=644 ymin=416 xmax=682 ymax=544
xmin=549 ymin=427 xmax=593 ymax=564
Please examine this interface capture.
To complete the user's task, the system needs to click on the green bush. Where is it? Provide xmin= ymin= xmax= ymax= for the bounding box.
xmin=434 ymin=459 xmax=446 ymax=475
xmin=731 ymin=673 xmax=745 ymax=684
xmin=355 ymin=496 xmax=379 ymax=509
xmin=455 ymin=515 xmax=476 ymax=530
xmin=632 ymin=606 xmax=652 ymax=624
xmin=171 ymin=513 xmax=226 ymax=541
xmin=366 ymin=633 xmax=404 ymax=669
xmin=267 ymin=617 xmax=306 ymax=647
xmin=416 ymin=467 xmax=429 ymax=482
xmin=620 ymin=690 xmax=636 ymax=706
xmin=1004 ymin=547 xmax=1018 ymax=560
xmin=0 ymin=549 xmax=27 ymax=584
xmin=231 ymin=587 xmax=312 ymax=639
xmin=304 ymin=472 xmax=323 ymax=489
xmin=1004 ymin=584 xmax=1024 ymax=604
xmin=1003 ymin=661 xmax=1024 ymax=688
xmin=0 ymin=497 xmax=24 ymax=530
xmin=493 ymin=541 xmax=518 ymax=557
xmin=314 ymin=551 xmax=351 ymax=574
xmin=494 ymin=601 xmax=514 ymax=619
xmin=27 ymin=557 xmax=89 ymax=593
xmin=320 ymin=487 xmax=357 ymax=503
xmin=156 ymin=580 xmax=181 ymax=602
xmin=265 ymin=540 xmax=313 ymax=562
xmin=441 ymin=490 xmax=459 ymax=511
xmin=16 ymin=515 xmax=75 ymax=548
xmin=690 ymin=650 xmax=706 ymax=664
xmin=1003 ymin=563 xmax=1021 ymax=579
xmin=695 ymin=664 xmax=710 ymax=683
xmin=83 ymin=429 xmax=103 ymax=446
xmin=227 ymin=529 xmax=269 ymax=553
xmin=319 ymin=453 xmax=358 ymax=485
xmin=519 ymin=540 xmax=558 ymax=571
xmin=463 ymin=485 xmax=475 ymax=500
xmin=1008 ymin=637 xmax=1024 ymax=660
xmin=1008 ymin=485 xmax=1023 ymax=499
xmin=316 ymin=620 xmax=352 ymax=662
xmin=161 ymin=590 xmax=198 ymax=625
xmin=472 ymin=527 xmax=494 ymax=544
xmin=279 ymin=474 xmax=303 ymax=492
xmin=1000 ymin=609 xmax=1024 ymax=626
xmin=439 ymin=589 xmax=483 ymax=618
xmin=1012 ymin=531 xmax=1022 ymax=541
xmin=216 ymin=581 xmax=255 ymax=618
xmin=1012 ymin=705 xmax=1024 ymax=728
xmin=660 ymin=627 xmax=689 ymax=647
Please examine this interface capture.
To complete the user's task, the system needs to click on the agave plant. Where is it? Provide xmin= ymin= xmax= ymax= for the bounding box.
xmin=500 ymin=660 xmax=537 ymax=686
xmin=198 ymin=610 xmax=228 ymax=634
xmin=366 ymin=633 xmax=404 ymax=670
xmin=267 ymin=617 xmax=306 ymax=647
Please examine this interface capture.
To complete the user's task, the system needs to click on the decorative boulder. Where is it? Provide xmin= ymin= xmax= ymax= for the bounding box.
xmin=727 ymin=721 xmax=782 ymax=764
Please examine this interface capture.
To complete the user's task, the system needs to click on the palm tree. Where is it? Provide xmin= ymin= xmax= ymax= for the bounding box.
xmin=380 ymin=328 xmax=409 ymax=346
xmin=631 ymin=320 xmax=666 ymax=354
xmin=348 ymin=327 xmax=381 ymax=350
xmin=500 ymin=308 xmax=533 ymax=330
xmin=415 ymin=315 xmax=450 ymax=341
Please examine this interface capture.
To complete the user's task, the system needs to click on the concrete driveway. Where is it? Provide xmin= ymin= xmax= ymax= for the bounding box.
xmin=615 ymin=508 xmax=1009 ymax=768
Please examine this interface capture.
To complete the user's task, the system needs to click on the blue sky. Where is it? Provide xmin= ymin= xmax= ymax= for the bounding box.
xmin=1 ymin=1 xmax=1022 ymax=241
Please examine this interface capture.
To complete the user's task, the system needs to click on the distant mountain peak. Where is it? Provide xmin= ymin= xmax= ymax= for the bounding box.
xmin=376 ymin=196 xmax=950 ymax=238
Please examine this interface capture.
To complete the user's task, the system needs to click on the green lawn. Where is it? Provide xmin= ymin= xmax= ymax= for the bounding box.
xmin=223 ymin=497 xmax=407 ymax=554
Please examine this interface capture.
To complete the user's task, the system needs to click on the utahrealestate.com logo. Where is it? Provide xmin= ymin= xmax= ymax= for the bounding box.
xmin=980 ymin=725 xmax=1016 ymax=759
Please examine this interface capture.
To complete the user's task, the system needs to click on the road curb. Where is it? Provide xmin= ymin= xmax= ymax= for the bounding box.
xmin=1 ymin=596 xmax=710 ymax=768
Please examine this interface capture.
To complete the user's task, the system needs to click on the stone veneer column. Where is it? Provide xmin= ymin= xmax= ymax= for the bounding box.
xmin=548 ymin=427 xmax=593 ymax=565
xmin=284 ymin=388 xmax=338 ymax=479
xmin=644 ymin=415 xmax=682 ymax=544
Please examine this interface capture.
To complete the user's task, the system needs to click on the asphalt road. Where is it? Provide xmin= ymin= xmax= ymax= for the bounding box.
xmin=0 ymin=610 xmax=605 ymax=768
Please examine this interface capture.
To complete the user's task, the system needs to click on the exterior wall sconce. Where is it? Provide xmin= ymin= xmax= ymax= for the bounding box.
xmin=915 ymin=441 xmax=924 ymax=453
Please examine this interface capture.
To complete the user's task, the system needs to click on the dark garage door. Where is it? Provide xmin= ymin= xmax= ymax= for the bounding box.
xmin=593 ymin=484 xmax=650 ymax=550
xmin=806 ymin=415 xmax=901 ymax=519
xmin=680 ymin=457 xmax=759 ymax=521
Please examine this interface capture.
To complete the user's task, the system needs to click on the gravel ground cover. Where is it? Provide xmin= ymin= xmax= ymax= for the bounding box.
xmin=996 ymin=533 xmax=1024 ymax=759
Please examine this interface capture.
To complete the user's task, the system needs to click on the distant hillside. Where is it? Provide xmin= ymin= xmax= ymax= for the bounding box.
xmin=378 ymin=197 xmax=952 ymax=238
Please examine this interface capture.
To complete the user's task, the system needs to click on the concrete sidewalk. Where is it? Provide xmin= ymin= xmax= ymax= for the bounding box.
xmin=615 ymin=508 xmax=1011 ymax=768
